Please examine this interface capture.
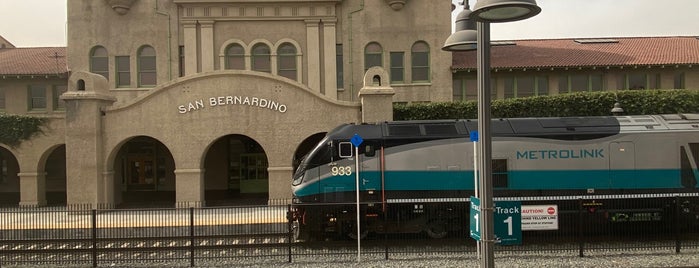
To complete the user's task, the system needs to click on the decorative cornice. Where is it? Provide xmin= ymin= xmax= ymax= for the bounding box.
xmin=105 ymin=0 xmax=136 ymax=15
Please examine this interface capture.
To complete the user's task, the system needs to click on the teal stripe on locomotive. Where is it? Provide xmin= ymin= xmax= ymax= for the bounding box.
xmin=293 ymin=169 xmax=683 ymax=197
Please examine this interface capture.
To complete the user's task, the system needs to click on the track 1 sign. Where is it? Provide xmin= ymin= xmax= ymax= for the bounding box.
xmin=469 ymin=196 xmax=481 ymax=241
xmin=494 ymin=201 xmax=522 ymax=245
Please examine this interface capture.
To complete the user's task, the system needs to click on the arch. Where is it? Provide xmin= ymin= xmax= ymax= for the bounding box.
xmin=109 ymin=135 xmax=176 ymax=208
xmin=251 ymin=42 xmax=272 ymax=73
xmin=364 ymin=42 xmax=383 ymax=72
xmin=77 ymin=79 xmax=86 ymax=91
xmin=220 ymin=39 xmax=247 ymax=70
xmin=0 ymin=146 xmax=20 ymax=206
xmin=292 ymin=132 xmax=326 ymax=172
xmin=203 ymin=134 xmax=269 ymax=206
xmin=411 ymin=41 xmax=430 ymax=82
xmin=89 ymin=45 xmax=109 ymax=79
xmin=276 ymin=42 xmax=298 ymax=81
xmin=137 ymin=45 xmax=157 ymax=87
xmin=42 ymin=144 xmax=67 ymax=205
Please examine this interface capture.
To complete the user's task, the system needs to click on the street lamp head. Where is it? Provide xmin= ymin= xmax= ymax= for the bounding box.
xmin=442 ymin=4 xmax=478 ymax=51
xmin=611 ymin=102 xmax=624 ymax=115
xmin=472 ymin=0 xmax=541 ymax=23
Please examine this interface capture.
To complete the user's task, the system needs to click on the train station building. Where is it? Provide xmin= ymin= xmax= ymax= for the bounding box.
xmin=0 ymin=0 xmax=698 ymax=208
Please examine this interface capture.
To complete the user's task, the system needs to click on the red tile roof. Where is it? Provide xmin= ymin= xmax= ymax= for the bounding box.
xmin=0 ymin=47 xmax=67 ymax=76
xmin=451 ymin=36 xmax=699 ymax=71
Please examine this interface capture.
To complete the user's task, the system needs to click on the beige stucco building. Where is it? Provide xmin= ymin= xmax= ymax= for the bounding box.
xmin=0 ymin=0 xmax=697 ymax=208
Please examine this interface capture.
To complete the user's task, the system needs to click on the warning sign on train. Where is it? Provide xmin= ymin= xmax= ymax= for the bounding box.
xmin=521 ymin=205 xmax=559 ymax=231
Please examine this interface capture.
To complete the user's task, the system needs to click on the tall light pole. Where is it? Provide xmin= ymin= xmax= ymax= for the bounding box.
xmin=443 ymin=1 xmax=540 ymax=267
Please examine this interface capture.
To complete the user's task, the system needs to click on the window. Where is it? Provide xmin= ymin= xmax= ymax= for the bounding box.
xmin=53 ymin=85 xmax=67 ymax=110
xmin=336 ymin=44 xmax=344 ymax=89
xmin=559 ymin=74 xmax=603 ymax=93
xmin=674 ymin=73 xmax=685 ymax=89
xmin=390 ymin=52 xmax=404 ymax=84
xmin=251 ymin=43 xmax=271 ymax=73
xmin=618 ymin=73 xmax=659 ymax=90
xmin=504 ymin=76 xmax=548 ymax=98
xmin=178 ymin=46 xmax=185 ymax=77
xmin=90 ymin=46 xmax=109 ymax=79
xmin=411 ymin=41 xmax=430 ymax=82
xmin=452 ymin=77 xmax=495 ymax=101
xmin=29 ymin=85 xmax=46 ymax=110
xmin=338 ymin=142 xmax=353 ymax=158
xmin=364 ymin=42 xmax=383 ymax=72
xmin=225 ymin=43 xmax=245 ymax=70
xmin=277 ymin=43 xmax=297 ymax=80
xmin=492 ymin=159 xmax=508 ymax=188
xmin=0 ymin=87 xmax=5 ymax=110
xmin=138 ymin=45 xmax=157 ymax=86
xmin=116 ymin=56 xmax=130 ymax=87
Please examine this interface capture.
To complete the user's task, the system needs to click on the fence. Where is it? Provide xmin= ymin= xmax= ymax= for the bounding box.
xmin=0 ymin=195 xmax=697 ymax=267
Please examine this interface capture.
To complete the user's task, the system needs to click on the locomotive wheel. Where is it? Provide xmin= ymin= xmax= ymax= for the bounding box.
xmin=425 ymin=220 xmax=448 ymax=239
xmin=346 ymin=222 xmax=369 ymax=240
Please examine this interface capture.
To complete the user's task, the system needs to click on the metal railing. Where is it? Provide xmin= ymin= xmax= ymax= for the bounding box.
xmin=0 ymin=196 xmax=697 ymax=267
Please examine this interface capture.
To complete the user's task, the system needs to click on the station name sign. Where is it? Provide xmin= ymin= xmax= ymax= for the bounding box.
xmin=177 ymin=95 xmax=288 ymax=114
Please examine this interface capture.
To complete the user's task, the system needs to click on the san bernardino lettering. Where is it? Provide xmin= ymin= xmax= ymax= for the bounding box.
xmin=177 ymin=95 xmax=287 ymax=114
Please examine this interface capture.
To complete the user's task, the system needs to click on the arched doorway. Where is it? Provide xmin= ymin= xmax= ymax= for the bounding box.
xmin=45 ymin=145 xmax=67 ymax=205
xmin=114 ymin=136 xmax=176 ymax=207
xmin=0 ymin=147 xmax=20 ymax=206
xmin=293 ymin=133 xmax=326 ymax=171
xmin=204 ymin=135 xmax=268 ymax=206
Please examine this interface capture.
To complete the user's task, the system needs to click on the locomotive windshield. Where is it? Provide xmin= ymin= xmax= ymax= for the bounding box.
xmin=292 ymin=137 xmax=332 ymax=185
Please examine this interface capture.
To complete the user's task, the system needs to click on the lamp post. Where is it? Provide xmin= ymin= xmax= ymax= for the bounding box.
xmin=443 ymin=1 xmax=540 ymax=267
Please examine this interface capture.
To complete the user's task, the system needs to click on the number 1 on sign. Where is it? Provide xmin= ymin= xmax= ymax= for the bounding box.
xmin=503 ymin=216 xmax=513 ymax=235
xmin=474 ymin=213 xmax=479 ymax=233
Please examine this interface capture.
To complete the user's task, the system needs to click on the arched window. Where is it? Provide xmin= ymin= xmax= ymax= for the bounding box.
xmin=138 ymin=45 xmax=157 ymax=87
xmin=90 ymin=46 xmax=109 ymax=79
xmin=277 ymin=43 xmax=297 ymax=80
xmin=411 ymin=41 xmax=430 ymax=82
xmin=251 ymin=43 xmax=271 ymax=73
xmin=364 ymin=42 xmax=383 ymax=72
xmin=225 ymin=43 xmax=245 ymax=70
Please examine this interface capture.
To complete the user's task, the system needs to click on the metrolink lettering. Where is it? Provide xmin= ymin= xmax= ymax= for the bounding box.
xmin=516 ymin=149 xmax=604 ymax=160
xmin=177 ymin=95 xmax=287 ymax=114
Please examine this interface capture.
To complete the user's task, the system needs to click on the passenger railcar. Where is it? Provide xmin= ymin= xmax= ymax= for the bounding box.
xmin=290 ymin=114 xmax=699 ymax=240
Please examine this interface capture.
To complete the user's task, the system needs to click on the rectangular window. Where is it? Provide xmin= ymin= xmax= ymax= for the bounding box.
xmin=570 ymin=74 xmax=588 ymax=92
xmin=675 ymin=73 xmax=685 ymax=89
xmin=139 ymin=55 xmax=157 ymax=86
xmin=537 ymin=76 xmax=549 ymax=95
xmin=0 ymin=87 xmax=5 ymax=110
xmin=29 ymin=85 xmax=46 ymax=110
xmin=561 ymin=74 xmax=603 ymax=92
xmin=453 ymin=77 xmax=479 ymax=101
xmin=590 ymin=74 xmax=603 ymax=91
xmin=53 ymin=85 xmax=67 ymax=110
xmin=411 ymin=51 xmax=429 ymax=82
xmin=516 ymin=76 xmax=535 ymax=97
xmin=336 ymin=44 xmax=344 ymax=90
xmin=492 ymin=159 xmax=508 ymax=188
xmin=390 ymin=52 xmax=404 ymax=84
xmin=505 ymin=76 xmax=547 ymax=98
xmin=627 ymin=73 xmax=646 ymax=90
xmin=453 ymin=79 xmax=463 ymax=101
xmin=116 ymin=56 xmax=131 ymax=87
xmin=504 ymin=77 xmax=515 ymax=98
xmin=178 ymin=46 xmax=185 ymax=77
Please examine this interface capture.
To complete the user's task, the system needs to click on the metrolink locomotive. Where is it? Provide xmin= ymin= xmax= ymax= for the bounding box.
xmin=290 ymin=114 xmax=699 ymax=240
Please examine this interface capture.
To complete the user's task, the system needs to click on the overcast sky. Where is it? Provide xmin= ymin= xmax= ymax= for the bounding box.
xmin=0 ymin=0 xmax=697 ymax=47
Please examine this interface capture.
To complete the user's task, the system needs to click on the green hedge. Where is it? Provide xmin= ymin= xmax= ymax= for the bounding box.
xmin=394 ymin=89 xmax=699 ymax=120
xmin=0 ymin=114 xmax=44 ymax=147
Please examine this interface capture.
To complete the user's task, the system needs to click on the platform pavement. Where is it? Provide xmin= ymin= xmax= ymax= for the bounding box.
xmin=0 ymin=205 xmax=289 ymax=231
